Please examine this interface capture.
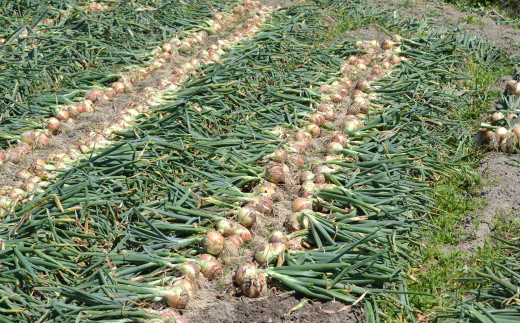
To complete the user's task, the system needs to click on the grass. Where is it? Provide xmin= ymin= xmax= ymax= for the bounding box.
xmin=458 ymin=14 xmax=486 ymax=25
xmin=405 ymin=52 xmax=517 ymax=317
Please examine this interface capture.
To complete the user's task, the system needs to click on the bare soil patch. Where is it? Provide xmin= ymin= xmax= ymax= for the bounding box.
xmin=184 ymin=285 xmax=364 ymax=323
xmin=453 ymin=153 xmax=520 ymax=253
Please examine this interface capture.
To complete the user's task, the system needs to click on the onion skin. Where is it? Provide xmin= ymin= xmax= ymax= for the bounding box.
xmin=47 ymin=117 xmax=60 ymax=134
xmin=177 ymin=261 xmax=200 ymax=282
xmin=264 ymin=163 xmax=284 ymax=184
xmin=234 ymin=262 xmax=257 ymax=285
xmin=253 ymin=182 xmax=277 ymax=196
xmin=237 ymin=207 xmax=259 ymax=227
xmin=241 ymin=273 xmax=267 ymax=298
xmin=227 ymin=235 xmax=244 ymax=248
xmin=216 ymin=219 xmax=235 ymax=237
xmin=293 ymin=197 xmax=313 ymax=212
xmin=247 ymin=195 xmax=273 ymax=215
xmin=496 ymin=127 xmax=508 ymax=140
xmin=163 ymin=285 xmax=190 ymax=309
xmin=233 ymin=226 xmax=251 ymax=243
xmin=268 ymin=148 xmax=288 ymax=163
xmin=285 ymin=239 xmax=303 ymax=251
xmin=269 ymin=230 xmax=288 ymax=244
xmin=199 ymin=254 xmax=223 ymax=280
xmin=202 ymin=231 xmax=225 ymax=256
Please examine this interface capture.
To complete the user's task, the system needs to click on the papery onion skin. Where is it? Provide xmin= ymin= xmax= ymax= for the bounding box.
xmin=241 ymin=273 xmax=267 ymax=298
xmin=202 ymin=231 xmax=225 ymax=256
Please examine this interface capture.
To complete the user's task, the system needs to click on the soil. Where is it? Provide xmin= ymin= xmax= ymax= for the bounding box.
xmin=452 ymin=153 xmax=520 ymax=253
xmin=184 ymin=284 xmax=364 ymax=323
xmin=380 ymin=0 xmax=520 ymax=55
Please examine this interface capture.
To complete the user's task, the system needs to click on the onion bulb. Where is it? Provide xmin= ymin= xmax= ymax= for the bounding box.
xmin=254 ymin=243 xmax=277 ymax=265
xmin=202 ymin=231 xmax=225 ymax=256
xmin=237 ymin=207 xmax=259 ymax=227
xmin=247 ymin=195 xmax=273 ymax=215
xmin=234 ymin=262 xmax=257 ymax=285
xmin=199 ymin=254 xmax=222 ymax=280
xmin=268 ymin=148 xmax=287 ymax=163
xmin=513 ymin=125 xmax=520 ymax=139
xmin=216 ymin=219 xmax=235 ymax=237
xmin=306 ymin=123 xmax=320 ymax=137
xmin=293 ymin=197 xmax=313 ymax=212
xmin=263 ymin=163 xmax=285 ymax=184
xmin=47 ymin=117 xmax=60 ymax=134
xmin=241 ymin=273 xmax=267 ymax=298
xmin=227 ymin=235 xmax=244 ymax=248
xmin=253 ymin=182 xmax=277 ymax=196
xmin=496 ymin=127 xmax=508 ymax=140
xmin=491 ymin=112 xmax=505 ymax=123
xmin=162 ymin=285 xmax=190 ymax=309
xmin=269 ymin=230 xmax=288 ymax=244
xmin=233 ymin=226 xmax=251 ymax=243
xmin=176 ymin=261 xmax=200 ymax=282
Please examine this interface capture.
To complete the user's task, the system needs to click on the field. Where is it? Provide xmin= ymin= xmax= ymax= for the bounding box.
xmin=1 ymin=0 xmax=520 ymax=322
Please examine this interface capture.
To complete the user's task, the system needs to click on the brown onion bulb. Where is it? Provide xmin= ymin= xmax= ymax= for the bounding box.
xmin=513 ymin=125 xmax=520 ymax=139
xmin=268 ymin=148 xmax=287 ymax=163
xmin=216 ymin=219 xmax=235 ymax=237
xmin=47 ymin=117 xmax=60 ymax=134
xmin=202 ymin=231 xmax=225 ymax=256
xmin=247 ymin=195 xmax=273 ymax=215
xmin=263 ymin=163 xmax=285 ymax=184
xmin=237 ymin=207 xmax=259 ymax=227
xmin=56 ymin=110 xmax=69 ymax=121
xmin=233 ymin=226 xmax=251 ymax=243
xmin=176 ymin=261 xmax=200 ymax=282
xmin=496 ymin=127 xmax=508 ymax=140
xmin=199 ymin=254 xmax=222 ymax=280
xmin=227 ymin=235 xmax=244 ymax=248
xmin=234 ymin=262 xmax=257 ymax=285
xmin=254 ymin=243 xmax=276 ymax=265
xmin=253 ymin=182 xmax=278 ymax=196
xmin=299 ymin=171 xmax=314 ymax=184
xmin=241 ymin=273 xmax=267 ymax=298
xmin=112 ymin=82 xmax=125 ymax=94
xmin=293 ymin=197 xmax=313 ymax=212
xmin=22 ymin=131 xmax=36 ymax=145
xmin=306 ymin=123 xmax=320 ymax=137
xmin=269 ymin=231 xmax=288 ymax=244
xmin=163 ymin=285 xmax=190 ymax=309
xmin=308 ymin=114 xmax=325 ymax=126
xmin=285 ymin=239 xmax=303 ymax=251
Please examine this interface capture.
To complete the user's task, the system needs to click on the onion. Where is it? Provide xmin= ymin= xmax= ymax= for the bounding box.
xmin=47 ymin=117 xmax=60 ymax=134
xmin=202 ymin=231 xmax=225 ymax=256
xmin=308 ymin=114 xmax=325 ymax=126
xmin=237 ymin=207 xmax=259 ymax=227
xmin=234 ymin=262 xmax=257 ymax=285
xmin=268 ymin=148 xmax=287 ymax=163
xmin=176 ymin=261 xmax=200 ymax=282
xmin=306 ymin=123 xmax=320 ymax=137
xmin=295 ymin=131 xmax=312 ymax=141
xmin=269 ymin=230 xmax=287 ymax=244
xmin=314 ymin=172 xmax=326 ymax=184
xmin=253 ymin=182 xmax=277 ymax=196
xmin=0 ymin=151 xmax=5 ymax=164
xmin=162 ymin=42 xmax=172 ymax=53
xmin=301 ymin=180 xmax=316 ymax=197
xmin=269 ymin=125 xmax=287 ymax=139
xmin=285 ymin=213 xmax=302 ymax=232
xmin=316 ymin=104 xmax=329 ymax=112
xmin=320 ymin=85 xmax=331 ymax=94
xmin=247 ymin=195 xmax=273 ymax=215
xmin=216 ymin=219 xmax=235 ymax=237
xmin=199 ymin=254 xmax=223 ymax=280
xmin=342 ymin=116 xmax=363 ymax=133
xmin=331 ymin=93 xmax=343 ymax=103
xmin=513 ymin=125 xmax=520 ymax=139
xmin=322 ymin=109 xmax=335 ymax=121
xmin=21 ymin=131 xmax=36 ymax=145
xmin=163 ymin=285 xmax=190 ymax=309
xmin=293 ymin=197 xmax=313 ymax=212
xmin=263 ymin=163 xmax=285 ymax=184
xmin=233 ymin=226 xmax=251 ymax=243
xmin=85 ymin=88 xmax=104 ymax=103
xmin=381 ymin=39 xmax=394 ymax=50
xmin=56 ymin=110 xmax=69 ymax=121
xmin=112 ymin=82 xmax=125 ymax=94
xmin=175 ymin=278 xmax=196 ymax=298
xmin=285 ymin=239 xmax=303 ymax=251
xmin=496 ymin=127 xmax=508 ymax=140
xmin=491 ymin=112 xmax=505 ymax=123
xmin=227 ymin=235 xmax=244 ymax=247
xmin=355 ymin=80 xmax=370 ymax=93
xmin=327 ymin=141 xmax=343 ymax=154
xmin=241 ymin=272 xmax=267 ymax=298
xmin=15 ymin=170 xmax=32 ymax=181
xmin=506 ymin=80 xmax=520 ymax=95
xmin=214 ymin=13 xmax=223 ymax=21
xmin=299 ymin=171 xmax=314 ymax=184
xmin=331 ymin=131 xmax=348 ymax=146
xmin=254 ymin=243 xmax=277 ymax=265
xmin=287 ymin=153 xmax=307 ymax=168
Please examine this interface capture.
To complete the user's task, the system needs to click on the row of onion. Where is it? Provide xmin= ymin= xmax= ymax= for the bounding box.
xmin=190 ymin=34 xmax=405 ymax=303
xmin=0 ymin=1 xmax=271 ymax=217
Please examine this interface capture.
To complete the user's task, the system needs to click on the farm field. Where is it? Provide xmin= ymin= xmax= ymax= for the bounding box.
xmin=1 ymin=0 xmax=520 ymax=322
